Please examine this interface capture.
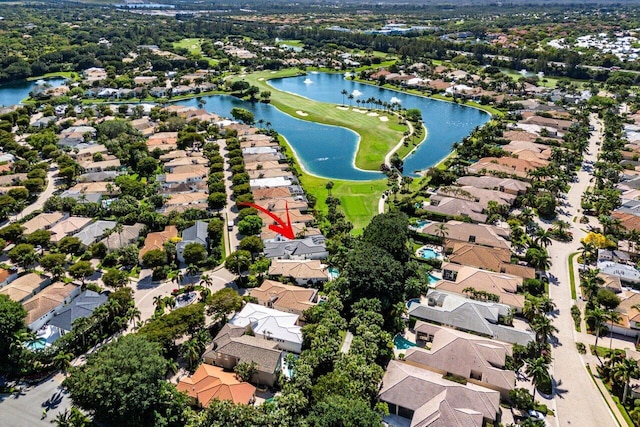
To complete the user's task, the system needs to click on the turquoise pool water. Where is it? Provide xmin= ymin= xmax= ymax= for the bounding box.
xmin=26 ymin=338 xmax=47 ymax=351
xmin=428 ymin=274 xmax=440 ymax=284
xmin=394 ymin=335 xmax=417 ymax=350
xmin=421 ymin=248 xmax=440 ymax=260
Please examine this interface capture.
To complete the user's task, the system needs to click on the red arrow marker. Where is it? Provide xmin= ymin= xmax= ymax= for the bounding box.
xmin=238 ymin=202 xmax=295 ymax=240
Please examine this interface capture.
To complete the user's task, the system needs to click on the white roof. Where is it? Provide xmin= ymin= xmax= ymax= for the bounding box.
xmin=250 ymin=177 xmax=293 ymax=188
xmin=230 ymin=303 xmax=302 ymax=345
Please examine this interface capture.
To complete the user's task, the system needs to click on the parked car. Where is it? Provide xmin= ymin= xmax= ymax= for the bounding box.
xmin=528 ymin=409 xmax=545 ymax=420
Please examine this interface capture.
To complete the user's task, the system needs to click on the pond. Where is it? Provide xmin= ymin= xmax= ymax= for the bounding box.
xmin=175 ymin=94 xmax=384 ymax=180
xmin=0 ymin=78 xmax=68 ymax=108
xmin=268 ymin=72 xmax=490 ymax=175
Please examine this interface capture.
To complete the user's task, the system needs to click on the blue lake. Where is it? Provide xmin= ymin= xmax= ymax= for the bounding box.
xmin=0 ymin=78 xmax=67 ymax=108
xmin=268 ymin=72 xmax=490 ymax=175
xmin=175 ymin=94 xmax=383 ymax=180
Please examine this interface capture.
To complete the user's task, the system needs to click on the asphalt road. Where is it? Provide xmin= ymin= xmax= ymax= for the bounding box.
xmin=0 ymin=374 xmax=71 ymax=426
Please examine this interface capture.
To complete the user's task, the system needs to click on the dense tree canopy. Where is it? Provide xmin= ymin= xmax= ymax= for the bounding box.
xmin=64 ymin=334 xmax=189 ymax=427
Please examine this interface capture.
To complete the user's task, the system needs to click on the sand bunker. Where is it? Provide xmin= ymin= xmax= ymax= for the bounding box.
xmin=379 ymin=116 xmax=389 ymax=122
xmin=258 ymin=78 xmax=265 ymax=81
xmin=336 ymin=106 xmax=349 ymax=111
xmin=296 ymin=110 xmax=308 ymax=116
xmin=367 ymin=112 xmax=379 ymax=117
xmin=352 ymin=109 xmax=366 ymax=114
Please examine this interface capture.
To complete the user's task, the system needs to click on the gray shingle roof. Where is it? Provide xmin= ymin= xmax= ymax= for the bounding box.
xmin=48 ymin=290 xmax=108 ymax=331
xmin=264 ymin=236 xmax=328 ymax=259
xmin=205 ymin=329 xmax=283 ymax=375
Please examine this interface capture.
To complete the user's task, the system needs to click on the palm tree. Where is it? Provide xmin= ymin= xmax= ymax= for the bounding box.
xmin=113 ymin=223 xmax=125 ymax=249
xmin=435 ymin=223 xmax=448 ymax=246
xmin=612 ymin=357 xmax=640 ymax=404
xmin=186 ymin=264 xmax=200 ymax=283
xmin=528 ymin=249 xmax=552 ymax=272
xmin=585 ymin=306 xmax=607 ymax=353
xmin=531 ymin=315 xmax=558 ymax=344
xmin=153 ymin=295 xmax=164 ymax=312
xmin=348 ymin=93 xmax=354 ymax=107
xmin=606 ymin=310 xmax=622 ymax=350
xmin=525 ymin=356 xmax=551 ymax=403
xmin=127 ymin=306 xmax=141 ymax=328
xmin=52 ymin=351 xmax=73 ymax=377
xmin=581 ymin=269 xmax=603 ymax=302
xmin=340 ymin=89 xmax=348 ymax=106
xmin=181 ymin=339 xmax=201 ymax=371
xmin=533 ymin=228 xmax=553 ymax=249
xmin=199 ymin=273 xmax=213 ymax=288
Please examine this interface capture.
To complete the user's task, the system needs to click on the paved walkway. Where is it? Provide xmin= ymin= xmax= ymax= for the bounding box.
xmin=544 ymin=115 xmax=624 ymax=427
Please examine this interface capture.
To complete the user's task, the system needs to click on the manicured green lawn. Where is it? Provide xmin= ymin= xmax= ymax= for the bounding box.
xmin=277 ymin=135 xmax=386 ymax=232
xmin=173 ymin=38 xmax=205 ymax=55
xmin=568 ymin=252 xmax=578 ymax=299
xmin=27 ymin=71 xmax=78 ymax=81
xmin=278 ymin=39 xmax=304 ymax=48
xmin=241 ymin=69 xmax=408 ymax=171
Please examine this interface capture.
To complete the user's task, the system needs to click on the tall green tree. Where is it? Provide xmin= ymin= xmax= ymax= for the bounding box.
xmin=63 ymin=334 xmax=188 ymax=427
xmin=0 ymin=294 xmax=27 ymax=374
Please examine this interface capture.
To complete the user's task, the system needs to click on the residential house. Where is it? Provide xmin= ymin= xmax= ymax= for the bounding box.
xmin=610 ymin=292 xmax=640 ymax=338
xmin=597 ymin=260 xmax=640 ymax=285
xmin=21 ymin=212 xmax=66 ymax=235
xmin=100 ymin=223 xmax=145 ymax=250
xmin=83 ymin=67 xmax=107 ymax=82
xmin=81 ymin=159 xmax=121 ymax=174
xmin=147 ymin=132 xmax=179 ymax=151
xmin=48 ymin=290 xmax=109 ymax=333
xmin=523 ymin=115 xmax=575 ymax=133
xmin=73 ymin=220 xmax=117 ymax=246
xmin=404 ymin=325 xmax=515 ymax=398
xmin=434 ymin=263 xmax=524 ymax=311
xmin=49 ymin=216 xmax=93 ymax=243
xmin=267 ymin=259 xmax=328 ymax=285
xmin=447 ymin=243 xmax=535 ymax=279
xmin=229 ymin=303 xmax=303 ymax=353
xmin=409 ymin=290 xmax=534 ymax=345
xmin=23 ymin=282 xmax=80 ymax=330
xmin=422 ymin=197 xmax=487 ymax=223
xmin=248 ymin=280 xmax=317 ymax=317
xmin=176 ymin=221 xmax=208 ymax=263
xmin=0 ymin=268 xmax=18 ymax=288
xmin=203 ymin=324 xmax=284 ymax=387
xmin=68 ymin=181 xmax=119 ymax=196
xmin=263 ymin=235 xmax=328 ymax=260
xmin=163 ymin=192 xmax=208 ymax=208
xmin=0 ymin=274 xmax=50 ymax=303
xmin=77 ymin=171 xmax=122 ymax=183
xmin=257 ymin=209 xmax=313 ymax=227
xmin=74 ymin=144 xmax=108 ymax=163
xmin=379 ymin=360 xmax=501 ymax=427
xmin=176 ymin=364 xmax=255 ymax=407
xmin=467 ymin=156 xmax=548 ymax=180
xmin=436 ymin=186 xmax=517 ymax=209
xmin=139 ymin=225 xmax=178 ymax=262
xmin=422 ymin=221 xmax=511 ymax=250
xmin=456 ymin=176 xmax=531 ymax=196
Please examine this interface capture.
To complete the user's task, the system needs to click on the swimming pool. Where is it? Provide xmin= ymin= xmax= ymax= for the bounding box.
xmin=428 ymin=274 xmax=440 ymax=285
xmin=415 ymin=219 xmax=431 ymax=228
xmin=26 ymin=338 xmax=47 ymax=351
xmin=421 ymin=248 xmax=440 ymax=260
xmin=394 ymin=334 xmax=418 ymax=350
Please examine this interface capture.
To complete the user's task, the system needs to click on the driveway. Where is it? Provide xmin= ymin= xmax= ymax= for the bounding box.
xmin=0 ymin=374 xmax=71 ymax=426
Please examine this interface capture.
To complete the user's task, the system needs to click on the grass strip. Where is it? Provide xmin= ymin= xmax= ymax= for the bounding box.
xmin=568 ymin=252 xmax=578 ymax=300
xmin=585 ymin=364 xmax=625 ymax=427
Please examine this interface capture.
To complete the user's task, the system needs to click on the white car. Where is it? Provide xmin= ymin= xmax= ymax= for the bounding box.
xmin=528 ymin=409 xmax=545 ymax=420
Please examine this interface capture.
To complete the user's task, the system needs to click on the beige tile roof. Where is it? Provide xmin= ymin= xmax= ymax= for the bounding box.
xmin=448 ymin=243 xmax=534 ymax=279
xmin=23 ymin=282 xmax=78 ymax=325
xmin=244 ymin=160 xmax=286 ymax=171
xmin=139 ymin=225 xmax=178 ymax=260
xmin=423 ymin=221 xmax=510 ymax=250
xmin=257 ymin=208 xmax=313 ymax=225
xmin=248 ymin=280 xmax=317 ymax=315
xmin=254 ymin=198 xmax=308 ymax=212
xmin=49 ymin=217 xmax=93 ymax=242
xmin=253 ymin=187 xmax=292 ymax=200
xmin=21 ymin=212 xmax=65 ymax=235
xmin=176 ymin=364 xmax=255 ymax=406
xmin=435 ymin=263 xmax=524 ymax=310
xmin=69 ymin=181 xmax=118 ymax=195
xmin=0 ymin=273 xmax=47 ymax=302
xmin=164 ymin=192 xmax=208 ymax=206
xmin=268 ymin=259 xmax=328 ymax=281
xmin=404 ymin=326 xmax=515 ymax=393
xmin=379 ymin=360 xmax=500 ymax=427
